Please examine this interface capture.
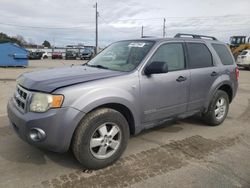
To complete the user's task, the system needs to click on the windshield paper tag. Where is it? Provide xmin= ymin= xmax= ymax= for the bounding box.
xmin=128 ymin=43 xmax=146 ymax=48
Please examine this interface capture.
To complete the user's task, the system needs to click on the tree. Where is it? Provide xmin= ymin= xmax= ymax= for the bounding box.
xmin=42 ymin=40 xmax=51 ymax=48
xmin=14 ymin=35 xmax=27 ymax=45
xmin=0 ymin=32 xmax=26 ymax=46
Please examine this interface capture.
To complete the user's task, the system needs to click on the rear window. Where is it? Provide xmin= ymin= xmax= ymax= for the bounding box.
xmin=187 ymin=43 xmax=213 ymax=69
xmin=212 ymin=44 xmax=234 ymax=65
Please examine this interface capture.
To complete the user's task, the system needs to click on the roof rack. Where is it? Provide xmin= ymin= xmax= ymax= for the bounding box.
xmin=174 ymin=33 xmax=217 ymax=41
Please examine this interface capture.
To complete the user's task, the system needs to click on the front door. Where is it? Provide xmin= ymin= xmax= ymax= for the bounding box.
xmin=140 ymin=42 xmax=190 ymax=123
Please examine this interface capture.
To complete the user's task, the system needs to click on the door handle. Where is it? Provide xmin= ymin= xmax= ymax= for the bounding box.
xmin=176 ymin=76 xmax=187 ymax=82
xmin=211 ymin=71 xmax=218 ymax=77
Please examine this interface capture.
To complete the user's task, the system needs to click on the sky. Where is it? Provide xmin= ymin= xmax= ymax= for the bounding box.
xmin=1 ymin=0 xmax=250 ymax=47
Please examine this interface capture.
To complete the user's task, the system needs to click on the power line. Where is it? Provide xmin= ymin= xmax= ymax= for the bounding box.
xmin=116 ymin=17 xmax=163 ymax=22
xmin=109 ymin=15 xmax=250 ymax=22
xmin=0 ymin=22 xmax=94 ymax=29
xmin=1 ymin=14 xmax=249 ymax=30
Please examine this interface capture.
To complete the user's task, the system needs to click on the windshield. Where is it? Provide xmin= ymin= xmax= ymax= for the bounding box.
xmin=87 ymin=40 xmax=155 ymax=72
xmin=81 ymin=49 xmax=91 ymax=53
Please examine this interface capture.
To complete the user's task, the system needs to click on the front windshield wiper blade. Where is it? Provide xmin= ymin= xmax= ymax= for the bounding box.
xmin=85 ymin=64 xmax=109 ymax=70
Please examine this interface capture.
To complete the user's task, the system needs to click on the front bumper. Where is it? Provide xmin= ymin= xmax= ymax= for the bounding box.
xmin=7 ymin=98 xmax=85 ymax=153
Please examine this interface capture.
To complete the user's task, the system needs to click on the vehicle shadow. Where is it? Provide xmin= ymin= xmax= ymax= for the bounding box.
xmin=0 ymin=134 xmax=82 ymax=170
xmin=0 ymin=115 xmax=210 ymax=170
xmin=134 ymin=115 xmax=208 ymax=138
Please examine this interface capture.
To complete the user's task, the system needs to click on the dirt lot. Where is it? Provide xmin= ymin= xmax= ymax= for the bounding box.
xmin=0 ymin=60 xmax=250 ymax=188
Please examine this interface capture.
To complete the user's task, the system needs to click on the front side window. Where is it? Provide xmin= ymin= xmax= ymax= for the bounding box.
xmin=187 ymin=43 xmax=213 ymax=69
xmin=149 ymin=43 xmax=185 ymax=71
xmin=212 ymin=44 xmax=234 ymax=65
xmin=87 ymin=41 xmax=155 ymax=72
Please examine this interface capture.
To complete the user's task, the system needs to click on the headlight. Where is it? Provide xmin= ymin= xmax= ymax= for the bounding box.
xmin=30 ymin=93 xmax=64 ymax=112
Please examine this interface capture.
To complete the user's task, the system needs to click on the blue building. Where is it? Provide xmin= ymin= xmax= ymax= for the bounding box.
xmin=0 ymin=42 xmax=28 ymax=67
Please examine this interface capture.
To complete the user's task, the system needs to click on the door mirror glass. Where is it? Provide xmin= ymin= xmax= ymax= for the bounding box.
xmin=144 ymin=61 xmax=168 ymax=75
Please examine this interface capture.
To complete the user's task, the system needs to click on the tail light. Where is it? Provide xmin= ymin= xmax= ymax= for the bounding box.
xmin=235 ymin=67 xmax=239 ymax=81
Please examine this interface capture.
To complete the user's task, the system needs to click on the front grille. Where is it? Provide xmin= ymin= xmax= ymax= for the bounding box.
xmin=13 ymin=85 xmax=30 ymax=113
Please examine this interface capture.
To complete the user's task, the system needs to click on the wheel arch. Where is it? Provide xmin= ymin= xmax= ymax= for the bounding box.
xmin=85 ymin=103 xmax=136 ymax=135
xmin=218 ymin=84 xmax=233 ymax=103
xmin=205 ymin=81 xmax=233 ymax=112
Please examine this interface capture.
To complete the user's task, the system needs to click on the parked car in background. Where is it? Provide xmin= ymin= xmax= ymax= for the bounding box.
xmin=28 ymin=51 xmax=43 ymax=60
xmin=42 ymin=52 xmax=49 ymax=59
xmin=52 ymin=52 xmax=63 ymax=59
xmin=65 ymin=49 xmax=78 ymax=60
xmin=80 ymin=48 xmax=94 ymax=60
xmin=236 ymin=50 xmax=250 ymax=69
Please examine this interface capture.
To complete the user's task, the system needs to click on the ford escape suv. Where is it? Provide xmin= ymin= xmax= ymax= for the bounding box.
xmin=7 ymin=33 xmax=238 ymax=169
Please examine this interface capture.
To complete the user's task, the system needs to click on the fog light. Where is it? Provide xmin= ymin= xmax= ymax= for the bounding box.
xmin=29 ymin=128 xmax=46 ymax=142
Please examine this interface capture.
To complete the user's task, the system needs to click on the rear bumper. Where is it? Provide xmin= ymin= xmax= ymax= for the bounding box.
xmin=52 ymin=56 xmax=62 ymax=59
xmin=7 ymin=98 xmax=85 ymax=153
xmin=237 ymin=63 xmax=250 ymax=68
xmin=81 ymin=54 xmax=92 ymax=58
xmin=237 ymin=60 xmax=250 ymax=67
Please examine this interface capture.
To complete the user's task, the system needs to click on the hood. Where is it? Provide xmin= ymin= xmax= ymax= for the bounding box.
xmin=17 ymin=65 xmax=125 ymax=93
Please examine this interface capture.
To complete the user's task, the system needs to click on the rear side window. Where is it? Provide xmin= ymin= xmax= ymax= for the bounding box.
xmin=187 ymin=43 xmax=213 ymax=69
xmin=212 ymin=44 xmax=234 ymax=65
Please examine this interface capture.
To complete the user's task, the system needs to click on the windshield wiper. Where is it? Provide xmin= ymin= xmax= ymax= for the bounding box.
xmin=86 ymin=64 xmax=109 ymax=70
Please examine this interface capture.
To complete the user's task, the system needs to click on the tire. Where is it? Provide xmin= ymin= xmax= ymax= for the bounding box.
xmin=203 ymin=90 xmax=229 ymax=126
xmin=72 ymin=108 xmax=129 ymax=169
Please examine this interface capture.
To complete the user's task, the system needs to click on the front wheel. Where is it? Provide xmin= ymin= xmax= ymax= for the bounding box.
xmin=72 ymin=108 xmax=129 ymax=169
xmin=203 ymin=90 xmax=229 ymax=126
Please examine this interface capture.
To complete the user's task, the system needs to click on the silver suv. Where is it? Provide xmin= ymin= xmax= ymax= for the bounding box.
xmin=7 ymin=34 xmax=239 ymax=169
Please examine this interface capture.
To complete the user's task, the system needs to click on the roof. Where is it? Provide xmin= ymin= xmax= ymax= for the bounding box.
xmin=119 ymin=37 xmax=225 ymax=45
xmin=119 ymin=33 xmax=223 ymax=43
xmin=0 ymin=42 xmax=28 ymax=52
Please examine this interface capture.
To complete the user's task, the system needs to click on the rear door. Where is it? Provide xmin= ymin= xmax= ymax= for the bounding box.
xmin=186 ymin=42 xmax=218 ymax=111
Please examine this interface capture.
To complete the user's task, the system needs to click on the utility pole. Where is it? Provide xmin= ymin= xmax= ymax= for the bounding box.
xmin=141 ymin=26 xmax=144 ymax=38
xmin=94 ymin=2 xmax=98 ymax=54
xmin=163 ymin=18 xmax=166 ymax=38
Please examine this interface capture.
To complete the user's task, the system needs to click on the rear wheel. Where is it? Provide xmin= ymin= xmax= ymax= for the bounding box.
xmin=203 ymin=90 xmax=229 ymax=126
xmin=72 ymin=108 xmax=129 ymax=169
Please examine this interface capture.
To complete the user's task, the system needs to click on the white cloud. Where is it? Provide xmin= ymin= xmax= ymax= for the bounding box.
xmin=0 ymin=0 xmax=250 ymax=46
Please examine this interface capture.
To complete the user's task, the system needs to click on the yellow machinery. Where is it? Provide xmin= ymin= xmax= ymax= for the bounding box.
xmin=229 ymin=36 xmax=250 ymax=58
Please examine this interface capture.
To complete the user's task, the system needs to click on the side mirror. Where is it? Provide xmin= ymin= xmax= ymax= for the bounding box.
xmin=144 ymin=61 xmax=168 ymax=75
